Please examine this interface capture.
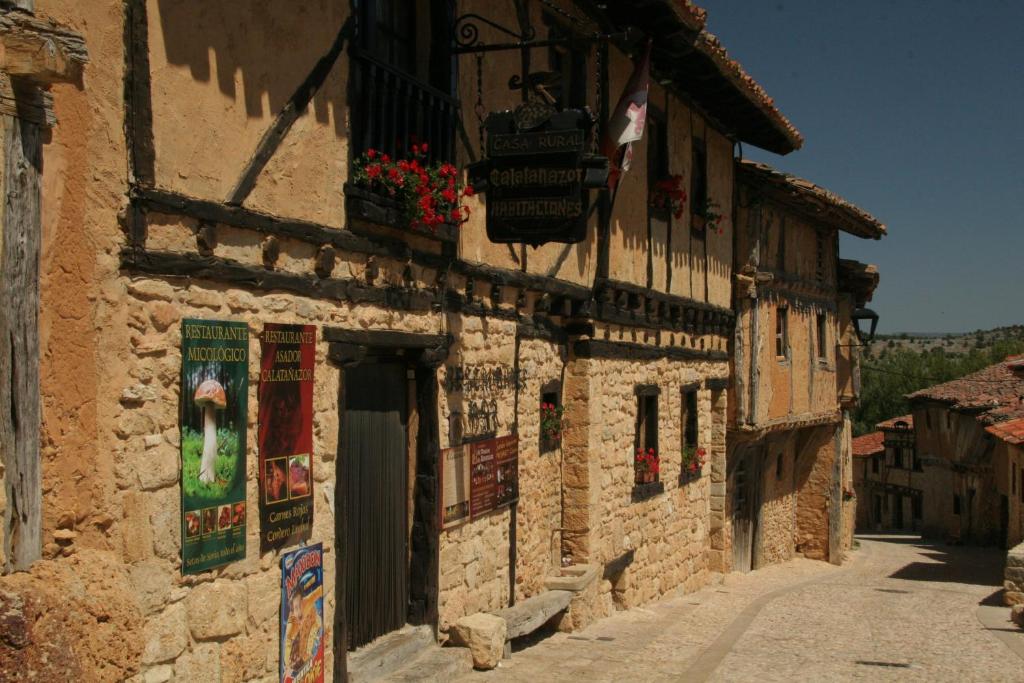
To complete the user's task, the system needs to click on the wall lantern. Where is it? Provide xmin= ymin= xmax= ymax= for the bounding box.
xmin=851 ymin=308 xmax=879 ymax=342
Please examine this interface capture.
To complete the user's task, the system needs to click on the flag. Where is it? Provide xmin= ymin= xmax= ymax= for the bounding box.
xmin=602 ymin=40 xmax=652 ymax=190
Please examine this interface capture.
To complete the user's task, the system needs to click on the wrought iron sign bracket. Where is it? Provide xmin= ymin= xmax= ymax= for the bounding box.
xmin=451 ymin=11 xmax=632 ymax=54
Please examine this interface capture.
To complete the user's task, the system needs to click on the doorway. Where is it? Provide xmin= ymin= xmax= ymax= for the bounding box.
xmin=343 ymin=361 xmax=409 ymax=648
xmin=730 ymin=447 xmax=760 ymax=572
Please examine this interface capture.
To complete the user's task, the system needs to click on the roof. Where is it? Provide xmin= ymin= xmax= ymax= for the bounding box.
xmin=737 ymin=161 xmax=886 ymax=239
xmin=986 ymin=417 xmax=1024 ymax=446
xmin=906 ymin=356 xmax=1024 ymax=421
xmin=838 ymin=259 xmax=880 ymax=305
xmin=852 ymin=432 xmax=885 ymax=458
xmin=600 ymin=1 xmax=802 ymax=154
xmin=878 ymin=414 xmax=914 ymax=431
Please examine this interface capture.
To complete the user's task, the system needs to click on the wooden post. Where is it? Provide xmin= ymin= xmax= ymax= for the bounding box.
xmin=0 ymin=112 xmax=42 ymax=572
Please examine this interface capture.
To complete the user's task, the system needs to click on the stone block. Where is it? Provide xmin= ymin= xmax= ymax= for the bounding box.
xmin=143 ymin=665 xmax=173 ymax=683
xmin=128 ymin=280 xmax=176 ymax=302
xmin=174 ymin=644 xmax=221 ymax=681
xmin=122 ymin=491 xmax=154 ymax=563
xmin=247 ymin=571 xmax=280 ymax=627
xmin=186 ymin=582 xmax=247 ymax=640
xmin=129 ymin=559 xmax=174 ymax=616
xmin=450 ymin=613 xmax=506 ymax=670
xmin=136 ymin=448 xmax=180 ymax=492
xmin=142 ymin=603 xmax=188 ymax=665
xmin=149 ymin=487 xmax=180 ymax=561
xmin=1012 ymin=603 xmax=1024 ymax=628
xmin=1004 ymin=590 xmax=1024 ymax=606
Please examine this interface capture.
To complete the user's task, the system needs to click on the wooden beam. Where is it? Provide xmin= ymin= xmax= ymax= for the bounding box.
xmin=322 ymin=328 xmax=450 ymax=350
xmin=0 ymin=113 xmax=42 ymax=571
xmin=0 ymin=9 xmax=87 ymax=83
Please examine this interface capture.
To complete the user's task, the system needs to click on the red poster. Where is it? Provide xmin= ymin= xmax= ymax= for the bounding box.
xmin=258 ymin=324 xmax=316 ymax=552
xmin=469 ymin=439 xmax=496 ymax=518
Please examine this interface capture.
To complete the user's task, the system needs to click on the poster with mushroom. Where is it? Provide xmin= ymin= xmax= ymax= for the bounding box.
xmin=281 ymin=543 xmax=324 ymax=683
xmin=258 ymin=323 xmax=315 ymax=552
xmin=180 ymin=319 xmax=249 ymax=574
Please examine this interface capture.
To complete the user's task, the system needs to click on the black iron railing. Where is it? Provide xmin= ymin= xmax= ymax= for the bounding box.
xmin=350 ymin=50 xmax=459 ymax=164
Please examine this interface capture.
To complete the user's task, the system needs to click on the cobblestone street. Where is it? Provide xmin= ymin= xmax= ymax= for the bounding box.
xmin=461 ymin=535 xmax=1024 ymax=682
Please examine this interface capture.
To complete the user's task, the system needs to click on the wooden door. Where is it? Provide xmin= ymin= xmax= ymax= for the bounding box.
xmin=343 ymin=362 xmax=409 ymax=649
xmin=731 ymin=449 xmax=757 ymax=572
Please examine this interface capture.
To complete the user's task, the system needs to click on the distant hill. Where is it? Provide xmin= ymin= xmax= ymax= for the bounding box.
xmin=854 ymin=325 xmax=1024 ymax=435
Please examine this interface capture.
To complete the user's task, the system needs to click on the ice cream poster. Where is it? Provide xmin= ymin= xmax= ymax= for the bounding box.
xmin=180 ymin=319 xmax=249 ymax=575
xmin=281 ymin=544 xmax=325 ymax=683
xmin=259 ymin=324 xmax=315 ymax=552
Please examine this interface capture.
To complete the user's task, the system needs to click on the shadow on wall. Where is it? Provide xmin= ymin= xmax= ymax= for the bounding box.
xmin=154 ymin=0 xmax=348 ymax=137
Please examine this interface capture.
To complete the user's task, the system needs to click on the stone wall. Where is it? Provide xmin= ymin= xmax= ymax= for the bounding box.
xmin=583 ymin=356 xmax=726 ymax=611
xmin=1005 ymin=542 xmax=1024 ymax=606
xmin=794 ymin=427 xmax=835 ymax=561
xmin=755 ymin=434 xmax=798 ymax=566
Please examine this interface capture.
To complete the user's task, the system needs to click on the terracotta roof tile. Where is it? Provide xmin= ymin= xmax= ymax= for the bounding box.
xmin=852 ymin=432 xmax=885 ymax=458
xmin=907 ymin=356 xmax=1024 ymax=421
xmin=670 ymin=0 xmax=708 ymax=32
xmin=877 ymin=414 xmax=914 ymax=430
xmin=737 ymin=161 xmax=886 ymax=239
xmin=986 ymin=417 xmax=1024 ymax=446
xmin=695 ymin=32 xmax=803 ymax=152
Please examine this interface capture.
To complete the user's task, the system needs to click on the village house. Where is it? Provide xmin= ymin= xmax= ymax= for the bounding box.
xmin=727 ymin=161 xmax=883 ymax=571
xmin=906 ymin=356 xmax=1024 ymax=546
xmin=0 ymin=1 xmax=833 ymax=680
xmin=851 ymin=416 xmax=922 ymax=532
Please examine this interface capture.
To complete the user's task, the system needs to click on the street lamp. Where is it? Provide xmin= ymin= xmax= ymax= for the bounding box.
xmin=852 ymin=308 xmax=879 ymax=342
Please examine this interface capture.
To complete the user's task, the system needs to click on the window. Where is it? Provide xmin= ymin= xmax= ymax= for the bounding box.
xmin=872 ymin=456 xmax=880 ymax=475
xmin=635 ymin=386 xmax=660 ymax=486
xmin=691 ymin=136 xmax=707 ymax=218
xmin=546 ymin=15 xmax=587 ymax=110
xmin=888 ymin=446 xmax=902 ymax=469
xmin=352 ymin=0 xmax=457 ymax=162
xmin=540 ymin=387 xmax=561 ymax=454
xmin=647 ymin=109 xmax=670 ymax=219
xmin=776 ymin=307 xmax=789 ymax=359
xmin=816 ymin=313 xmax=828 ymax=360
xmin=682 ymin=388 xmax=698 ymax=450
xmin=815 ymin=230 xmax=827 ymax=282
xmin=776 ymin=453 xmax=783 ymax=480
xmin=953 ymin=494 xmax=961 ymax=515
xmin=777 ymin=216 xmax=786 ymax=270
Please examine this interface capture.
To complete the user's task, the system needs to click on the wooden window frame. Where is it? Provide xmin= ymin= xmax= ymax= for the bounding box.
xmin=539 ymin=381 xmax=562 ymax=455
xmin=816 ymin=313 xmax=828 ymax=360
xmin=632 ymin=385 xmax=663 ymax=500
xmin=775 ymin=306 xmax=789 ymax=361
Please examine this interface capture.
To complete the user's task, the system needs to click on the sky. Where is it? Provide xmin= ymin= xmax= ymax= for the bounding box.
xmin=700 ymin=0 xmax=1024 ymax=334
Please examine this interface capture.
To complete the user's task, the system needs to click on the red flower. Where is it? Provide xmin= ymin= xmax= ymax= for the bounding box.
xmin=441 ymin=188 xmax=457 ymax=203
xmin=463 ymin=185 xmax=475 ymax=197
xmin=411 ymin=144 xmax=420 ymax=155
xmin=366 ymin=164 xmax=382 ymax=179
xmin=367 ymin=149 xmax=377 ymax=159
xmin=420 ymin=143 xmax=428 ymax=153
xmin=380 ymin=154 xmax=391 ymax=163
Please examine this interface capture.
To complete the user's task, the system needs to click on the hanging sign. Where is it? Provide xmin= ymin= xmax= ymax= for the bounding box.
xmin=440 ymin=443 xmax=471 ymax=529
xmin=180 ymin=319 xmax=249 ymax=574
xmin=479 ymin=107 xmax=608 ymax=245
xmin=281 ymin=543 xmax=325 ymax=683
xmin=258 ymin=324 xmax=316 ymax=552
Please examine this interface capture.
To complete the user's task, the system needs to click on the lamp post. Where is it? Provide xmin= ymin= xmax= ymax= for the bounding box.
xmin=852 ymin=307 xmax=879 ymax=342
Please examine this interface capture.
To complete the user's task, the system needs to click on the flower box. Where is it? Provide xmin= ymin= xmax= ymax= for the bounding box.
xmin=344 ymin=183 xmax=459 ymax=243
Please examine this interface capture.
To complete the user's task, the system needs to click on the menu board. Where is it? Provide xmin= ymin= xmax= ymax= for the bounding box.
xmin=469 ymin=439 xmax=497 ymax=518
xmin=452 ymin=434 xmax=519 ymax=523
xmin=440 ymin=444 xmax=471 ymax=529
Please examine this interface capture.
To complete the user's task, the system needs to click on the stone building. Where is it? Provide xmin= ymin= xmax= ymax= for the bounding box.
xmin=987 ymin=416 xmax=1024 ymax=549
xmin=907 ymin=356 xmax=1024 ymax=545
xmin=852 ymin=416 xmax=923 ymax=532
xmin=0 ymin=1 xmax=822 ymax=680
xmin=727 ymin=161 xmax=883 ymax=571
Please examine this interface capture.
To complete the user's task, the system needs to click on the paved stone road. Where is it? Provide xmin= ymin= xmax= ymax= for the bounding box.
xmin=461 ymin=534 xmax=1024 ymax=682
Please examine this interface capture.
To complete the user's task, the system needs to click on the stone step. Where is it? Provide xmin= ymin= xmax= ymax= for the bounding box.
xmin=388 ymin=645 xmax=474 ymax=682
xmin=348 ymin=624 xmax=435 ymax=683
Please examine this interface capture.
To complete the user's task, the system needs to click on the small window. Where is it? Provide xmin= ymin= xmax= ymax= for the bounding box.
xmin=912 ymin=447 xmax=922 ymax=472
xmin=815 ymin=230 xmax=827 ymax=282
xmin=776 ymin=307 xmax=789 ymax=359
xmin=691 ymin=137 xmax=707 ymax=217
xmin=682 ymin=389 xmax=698 ymax=450
xmin=816 ymin=313 xmax=827 ymax=360
xmin=872 ymin=456 xmax=880 ymax=475
xmin=540 ymin=388 xmax=561 ymax=454
xmin=646 ymin=109 xmax=671 ymax=220
xmin=953 ymin=494 xmax=961 ymax=515
xmin=777 ymin=216 xmax=786 ymax=270
xmin=635 ymin=387 xmax=660 ymax=485
xmin=776 ymin=453 xmax=783 ymax=480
